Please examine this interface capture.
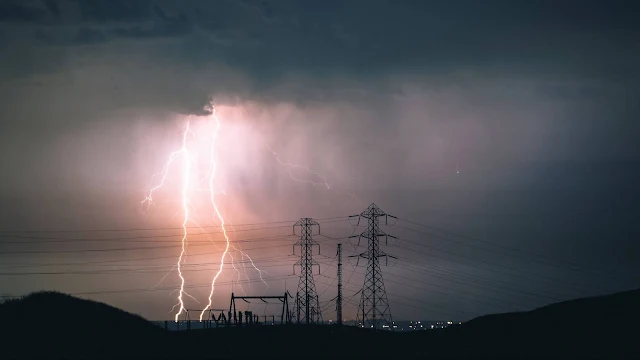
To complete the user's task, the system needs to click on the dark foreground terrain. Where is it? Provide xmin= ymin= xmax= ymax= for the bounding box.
xmin=1 ymin=289 xmax=639 ymax=359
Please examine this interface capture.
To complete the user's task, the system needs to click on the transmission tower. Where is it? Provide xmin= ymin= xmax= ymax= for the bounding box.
xmin=292 ymin=218 xmax=322 ymax=324
xmin=336 ymin=243 xmax=343 ymax=326
xmin=349 ymin=203 xmax=397 ymax=330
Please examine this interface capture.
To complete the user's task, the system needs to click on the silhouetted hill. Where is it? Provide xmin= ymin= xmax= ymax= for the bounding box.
xmin=1 ymin=289 xmax=639 ymax=359
xmin=427 ymin=288 xmax=640 ymax=359
xmin=0 ymin=291 xmax=159 ymax=334
xmin=0 ymin=291 xmax=168 ymax=359
xmin=465 ymin=288 xmax=640 ymax=331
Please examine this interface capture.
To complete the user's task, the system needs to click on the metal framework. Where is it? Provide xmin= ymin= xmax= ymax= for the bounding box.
xmin=292 ymin=218 xmax=322 ymax=324
xmin=228 ymin=293 xmax=291 ymax=326
xmin=349 ymin=203 xmax=397 ymax=330
xmin=172 ymin=308 xmax=227 ymax=330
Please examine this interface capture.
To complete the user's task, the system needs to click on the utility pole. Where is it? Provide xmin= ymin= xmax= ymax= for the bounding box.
xmin=349 ymin=203 xmax=396 ymax=330
xmin=293 ymin=218 xmax=322 ymax=324
xmin=336 ymin=243 xmax=343 ymax=326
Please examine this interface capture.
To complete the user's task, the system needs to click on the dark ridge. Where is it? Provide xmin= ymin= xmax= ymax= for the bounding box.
xmin=427 ymin=288 xmax=640 ymax=359
xmin=464 ymin=287 xmax=640 ymax=330
xmin=1 ymin=289 xmax=639 ymax=359
xmin=0 ymin=290 xmax=160 ymax=334
xmin=0 ymin=291 xmax=169 ymax=359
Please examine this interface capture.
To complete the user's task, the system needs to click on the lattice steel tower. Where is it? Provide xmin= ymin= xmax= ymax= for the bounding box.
xmin=293 ymin=218 xmax=322 ymax=324
xmin=349 ymin=203 xmax=396 ymax=330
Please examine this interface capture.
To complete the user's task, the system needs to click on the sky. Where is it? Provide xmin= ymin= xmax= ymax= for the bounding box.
xmin=0 ymin=0 xmax=639 ymax=323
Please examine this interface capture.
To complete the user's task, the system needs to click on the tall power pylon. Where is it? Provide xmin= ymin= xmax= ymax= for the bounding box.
xmin=349 ymin=203 xmax=397 ymax=330
xmin=336 ymin=243 xmax=343 ymax=326
xmin=293 ymin=218 xmax=322 ymax=324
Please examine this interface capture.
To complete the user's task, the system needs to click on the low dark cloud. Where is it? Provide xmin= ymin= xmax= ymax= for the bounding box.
xmin=70 ymin=0 xmax=152 ymax=23
xmin=74 ymin=26 xmax=107 ymax=45
xmin=0 ymin=2 xmax=48 ymax=23
xmin=1 ymin=1 xmax=637 ymax=139
xmin=110 ymin=12 xmax=191 ymax=40
xmin=3 ymin=1 xmax=637 ymax=81
xmin=42 ymin=0 xmax=60 ymax=17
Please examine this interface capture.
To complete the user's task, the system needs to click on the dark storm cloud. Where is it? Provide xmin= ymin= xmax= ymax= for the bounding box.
xmin=74 ymin=26 xmax=107 ymax=45
xmin=1 ymin=0 xmax=637 ymax=148
xmin=32 ymin=26 xmax=107 ymax=46
xmin=42 ymin=0 xmax=60 ymax=17
xmin=70 ymin=0 xmax=153 ymax=23
xmin=4 ymin=0 xmax=638 ymax=81
xmin=33 ymin=28 xmax=53 ymax=43
xmin=109 ymin=12 xmax=191 ymax=39
xmin=0 ymin=2 xmax=48 ymax=22
xmin=179 ymin=0 xmax=639 ymax=79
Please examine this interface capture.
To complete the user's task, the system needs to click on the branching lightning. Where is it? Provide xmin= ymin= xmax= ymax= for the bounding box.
xmin=228 ymin=220 xmax=269 ymax=291
xmin=199 ymin=108 xmax=231 ymax=321
xmin=141 ymin=102 xmax=360 ymax=322
xmin=268 ymin=149 xmax=331 ymax=189
xmin=141 ymin=120 xmax=192 ymax=322
xmin=267 ymin=147 xmax=363 ymax=207
xmin=141 ymin=106 xmax=267 ymax=322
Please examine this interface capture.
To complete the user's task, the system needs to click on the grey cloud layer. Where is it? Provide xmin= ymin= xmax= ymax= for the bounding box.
xmin=1 ymin=1 xmax=637 ymax=163
xmin=3 ymin=1 xmax=639 ymax=79
xmin=1 ymin=0 xmax=637 ymax=163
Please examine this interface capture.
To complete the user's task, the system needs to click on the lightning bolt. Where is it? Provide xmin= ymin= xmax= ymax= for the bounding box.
xmin=140 ymin=118 xmax=192 ymax=213
xmin=141 ymin=120 xmax=192 ymax=322
xmin=199 ymin=107 xmax=231 ymax=321
xmin=226 ymin=251 xmax=247 ymax=295
xmin=175 ymin=122 xmax=193 ymax=322
xmin=268 ymin=148 xmax=331 ymax=189
xmin=199 ymin=108 xmax=268 ymax=321
xmin=227 ymin=219 xmax=269 ymax=289
xmin=267 ymin=147 xmax=363 ymax=207
xmin=142 ymin=105 xmax=268 ymax=323
xmin=142 ymin=102 xmax=359 ymax=322
xmin=232 ymin=242 xmax=269 ymax=287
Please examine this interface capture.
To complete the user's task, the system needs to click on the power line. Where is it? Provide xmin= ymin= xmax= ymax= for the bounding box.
xmin=391 ymin=233 xmax=594 ymax=295
xmin=316 ymin=256 xmax=338 ymax=297
xmin=0 ymin=216 xmax=351 ymax=234
xmin=6 ymin=211 xmax=628 ymax=323
xmin=316 ymin=233 xmax=584 ymax=312
xmin=395 ymin=260 xmax=558 ymax=303
xmin=3 ymin=233 xmax=583 ymax=312
xmin=0 ymin=260 xmax=298 ymax=276
xmin=0 ymin=248 xmax=286 ymax=268
xmin=0 ymin=233 xmax=303 ymax=267
xmin=391 ymin=240 xmax=584 ymax=300
xmin=309 ymin=222 xmax=363 ymax=301
xmin=0 ymin=257 xmax=334 ymax=278
xmin=5 ymin=218 xmax=600 ymax=299
xmin=395 ymin=217 xmax=637 ymax=279
xmin=319 ymin=274 xmax=464 ymax=319
xmin=68 ymin=275 xmax=297 ymax=296
xmin=0 ymin=241 xmax=295 ymax=256
xmin=0 ymin=254 xmax=308 ymax=274
xmin=320 ymin=249 xmax=563 ymax=317
xmin=316 ymin=219 xmax=366 ymax=305
xmin=0 ymin=219 xmax=352 ymax=243
xmin=329 ymin=263 xmax=528 ymax=313
xmin=0 ymin=233 xmax=300 ymax=245
xmin=320 ymin=229 xmax=584 ymax=300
